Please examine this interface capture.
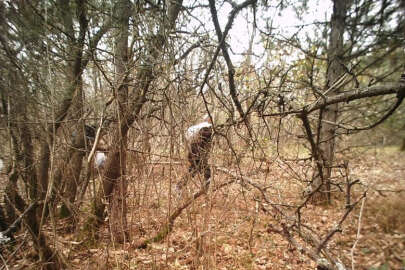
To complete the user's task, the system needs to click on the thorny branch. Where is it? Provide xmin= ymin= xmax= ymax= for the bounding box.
xmin=1 ymin=201 xmax=37 ymax=237
xmin=217 ymin=167 xmax=352 ymax=270
xmin=261 ymin=82 xmax=405 ymax=117
xmin=316 ymin=192 xmax=367 ymax=254
xmin=208 ymin=0 xmax=257 ymax=120
xmin=134 ymin=178 xmax=236 ymax=249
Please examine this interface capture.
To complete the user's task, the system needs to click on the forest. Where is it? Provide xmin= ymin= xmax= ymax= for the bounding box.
xmin=0 ymin=0 xmax=404 ymax=269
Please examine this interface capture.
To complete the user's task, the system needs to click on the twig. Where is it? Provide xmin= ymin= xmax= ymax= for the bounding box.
xmin=1 ymin=201 xmax=37 ymax=237
xmin=261 ymin=82 xmax=405 ymax=117
xmin=144 ymin=161 xmax=183 ymax=165
xmin=315 ymin=192 xmax=366 ymax=255
xmin=308 ymin=73 xmax=349 ymax=111
xmin=134 ymin=179 xmax=235 ymax=249
xmin=208 ymin=0 xmax=257 ymax=120
xmin=217 ymin=167 xmax=348 ymax=270
xmin=351 ymin=197 xmax=366 ymax=270
xmin=0 ymin=232 xmax=28 ymax=270
xmin=248 ymin=201 xmax=259 ymax=254
xmin=0 ymin=253 xmax=9 ymax=270
xmin=87 ymin=115 xmax=105 ymax=164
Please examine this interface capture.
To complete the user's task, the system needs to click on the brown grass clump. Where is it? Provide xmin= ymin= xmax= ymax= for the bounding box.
xmin=366 ymin=193 xmax=405 ymax=234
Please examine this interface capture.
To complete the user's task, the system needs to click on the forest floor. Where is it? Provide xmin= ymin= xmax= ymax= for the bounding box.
xmin=6 ymin=146 xmax=405 ymax=270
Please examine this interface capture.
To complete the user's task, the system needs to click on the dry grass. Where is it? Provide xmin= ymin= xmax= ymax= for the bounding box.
xmin=3 ymin=146 xmax=405 ymax=270
xmin=366 ymin=194 xmax=405 ymax=234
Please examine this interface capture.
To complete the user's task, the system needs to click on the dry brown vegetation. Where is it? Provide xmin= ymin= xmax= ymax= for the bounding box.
xmin=1 ymin=1 xmax=405 ymax=269
xmin=3 ymin=145 xmax=404 ymax=270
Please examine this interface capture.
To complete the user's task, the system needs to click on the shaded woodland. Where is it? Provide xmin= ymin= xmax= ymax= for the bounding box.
xmin=0 ymin=0 xmax=404 ymax=269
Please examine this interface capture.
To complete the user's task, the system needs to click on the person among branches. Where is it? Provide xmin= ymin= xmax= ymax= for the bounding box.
xmin=83 ymin=123 xmax=108 ymax=167
xmin=177 ymin=114 xmax=213 ymax=191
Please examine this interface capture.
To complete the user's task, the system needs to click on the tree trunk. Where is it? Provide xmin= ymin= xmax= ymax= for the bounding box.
xmin=0 ymin=0 xmax=107 ymax=265
xmin=312 ymin=0 xmax=349 ymax=203
xmin=3 ymin=164 xmax=26 ymax=236
xmin=106 ymin=0 xmax=131 ymax=243
xmin=56 ymin=0 xmax=88 ymax=221
xmin=59 ymin=81 xmax=86 ymax=220
xmin=91 ymin=0 xmax=184 ymax=237
xmin=108 ymin=147 xmax=128 ymax=243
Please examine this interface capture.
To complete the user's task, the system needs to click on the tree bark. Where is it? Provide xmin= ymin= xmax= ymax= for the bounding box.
xmin=311 ymin=0 xmax=350 ymax=203
xmin=59 ymin=84 xmax=86 ymax=220
xmin=0 ymin=0 xmax=109 ymax=265
xmin=91 ymin=0 xmax=184 ymax=235
xmin=55 ymin=0 xmax=88 ymax=221
xmin=106 ymin=0 xmax=131 ymax=243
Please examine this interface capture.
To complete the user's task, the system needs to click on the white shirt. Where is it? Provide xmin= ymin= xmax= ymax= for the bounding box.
xmin=94 ymin=152 xmax=106 ymax=168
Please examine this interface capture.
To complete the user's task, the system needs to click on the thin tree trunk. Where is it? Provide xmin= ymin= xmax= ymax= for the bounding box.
xmin=59 ymin=80 xmax=86 ymax=220
xmin=106 ymin=0 xmax=131 ymax=243
xmin=91 ymin=0 xmax=184 ymax=236
xmin=312 ymin=0 xmax=350 ymax=203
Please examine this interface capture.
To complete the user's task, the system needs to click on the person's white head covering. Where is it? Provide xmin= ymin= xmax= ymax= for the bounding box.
xmin=185 ymin=114 xmax=212 ymax=139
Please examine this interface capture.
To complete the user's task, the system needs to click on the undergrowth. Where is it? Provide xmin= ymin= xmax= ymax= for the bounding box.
xmin=366 ymin=193 xmax=405 ymax=234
